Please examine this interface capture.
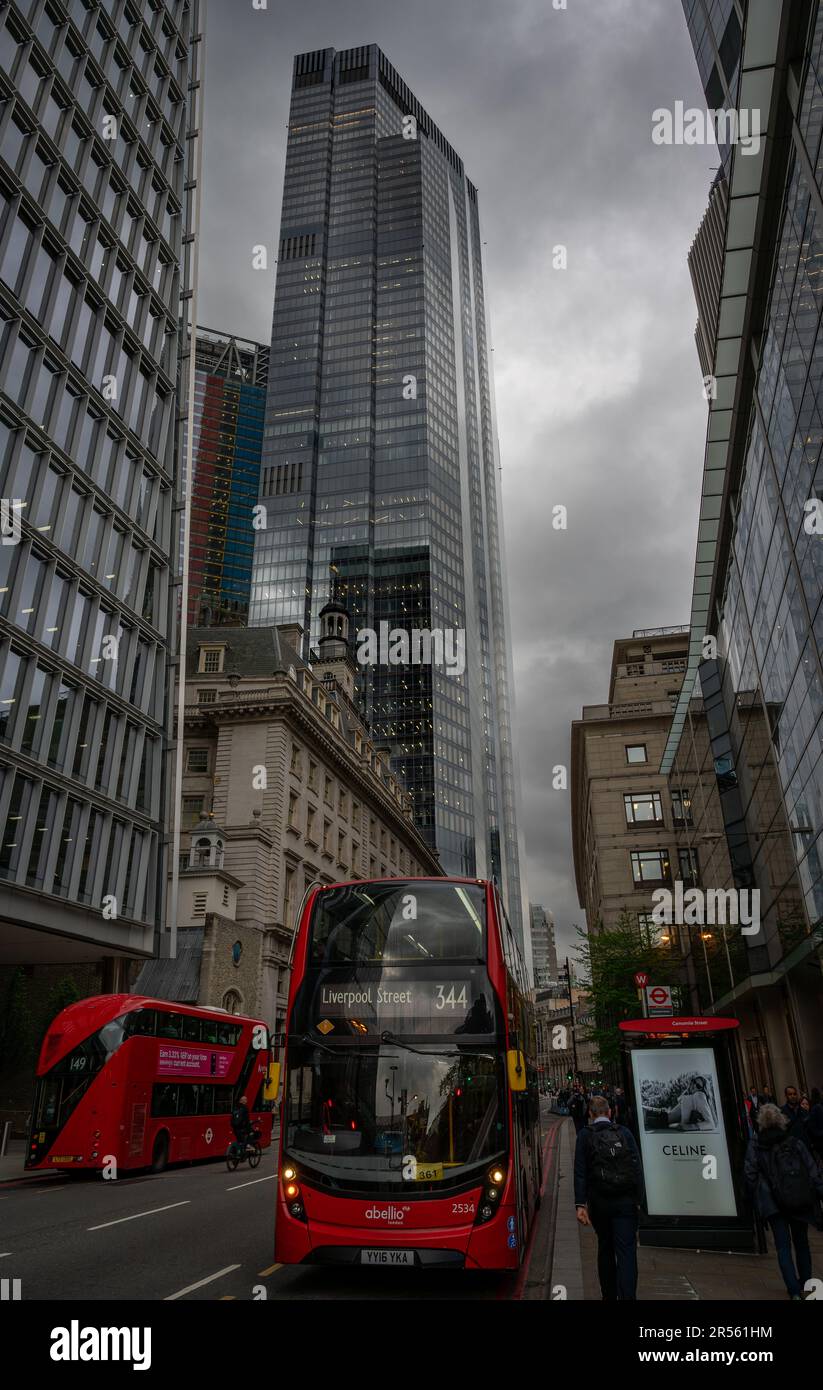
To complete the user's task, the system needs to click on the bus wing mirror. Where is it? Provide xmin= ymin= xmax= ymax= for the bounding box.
xmin=264 ymin=1062 xmax=281 ymax=1102
xmin=507 ymin=1049 xmax=526 ymax=1093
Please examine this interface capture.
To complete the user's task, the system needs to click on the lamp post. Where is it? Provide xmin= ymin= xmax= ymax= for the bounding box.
xmin=564 ymin=956 xmax=579 ymax=1080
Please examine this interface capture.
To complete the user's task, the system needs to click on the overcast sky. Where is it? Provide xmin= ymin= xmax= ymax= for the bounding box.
xmin=198 ymin=0 xmax=717 ymax=964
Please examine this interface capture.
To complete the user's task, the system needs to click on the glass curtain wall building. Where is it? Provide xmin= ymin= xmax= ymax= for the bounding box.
xmin=188 ymin=327 xmax=268 ymax=627
xmin=664 ymin=1 xmax=823 ymax=1089
xmin=249 ymin=45 xmax=527 ymax=944
xmin=0 ymin=0 xmax=202 ymax=982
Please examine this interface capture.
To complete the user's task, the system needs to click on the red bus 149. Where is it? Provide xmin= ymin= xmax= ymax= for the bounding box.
xmin=26 ymin=994 xmax=275 ymax=1174
xmin=275 ymin=877 xmax=542 ymax=1271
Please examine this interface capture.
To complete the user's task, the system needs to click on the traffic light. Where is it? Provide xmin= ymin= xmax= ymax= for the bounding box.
xmin=566 ymin=1070 xmax=573 ymax=1081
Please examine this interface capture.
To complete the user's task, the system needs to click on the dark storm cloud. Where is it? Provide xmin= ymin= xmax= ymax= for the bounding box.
xmin=198 ymin=0 xmax=717 ymax=962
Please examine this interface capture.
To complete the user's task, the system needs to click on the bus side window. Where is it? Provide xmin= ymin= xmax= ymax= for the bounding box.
xmin=181 ymin=1015 xmax=200 ymax=1042
xmin=196 ymin=1085 xmax=214 ymax=1114
xmin=202 ymin=1021 xmax=219 ymax=1044
xmin=213 ymin=1086 xmax=232 ymax=1114
xmin=177 ymin=1085 xmax=197 ymax=1116
xmin=157 ymin=1015 xmax=181 ymax=1039
xmin=152 ymin=1084 xmax=178 ymax=1116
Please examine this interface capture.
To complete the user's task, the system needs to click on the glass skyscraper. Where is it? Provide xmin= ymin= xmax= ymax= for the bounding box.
xmin=250 ymin=45 xmax=527 ymax=943
xmin=664 ymin=1 xmax=823 ymax=1089
xmin=0 ymin=0 xmax=202 ymax=983
xmin=188 ymin=327 xmax=268 ymax=628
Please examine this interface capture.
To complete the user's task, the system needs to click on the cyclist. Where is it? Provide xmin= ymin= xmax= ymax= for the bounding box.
xmin=231 ymin=1094 xmax=252 ymax=1155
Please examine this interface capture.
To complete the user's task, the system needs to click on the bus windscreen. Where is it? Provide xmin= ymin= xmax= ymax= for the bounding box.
xmin=309 ymin=881 xmax=486 ymax=965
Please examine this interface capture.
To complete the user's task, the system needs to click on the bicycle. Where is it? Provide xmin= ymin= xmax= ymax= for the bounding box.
xmin=225 ymin=1128 xmax=263 ymax=1173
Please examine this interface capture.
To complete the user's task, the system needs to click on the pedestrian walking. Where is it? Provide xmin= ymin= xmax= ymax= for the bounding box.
xmin=574 ymin=1095 xmax=643 ymax=1301
xmin=744 ymin=1102 xmax=823 ymax=1300
xmin=568 ymin=1085 xmax=588 ymax=1133
xmin=612 ymin=1085 xmax=628 ymax=1125
xmin=781 ymin=1085 xmax=809 ymax=1143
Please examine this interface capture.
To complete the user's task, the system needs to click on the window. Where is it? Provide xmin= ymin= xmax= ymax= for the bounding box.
xmin=222 ymin=989 xmax=241 ymax=1015
xmin=623 ymin=791 xmax=663 ymax=825
xmin=290 ymin=743 xmax=301 ymax=775
xmin=0 ymin=649 xmax=25 ymax=742
xmin=307 ymin=761 xmax=318 ymax=792
xmin=639 ymin=913 xmax=674 ymax=948
xmin=625 ymin=744 xmax=647 ymax=764
xmin=284 ymin=866 xmax=296 ymax=928
xmin=197 ymin=689 xmax=216 ymax=704
xmin=630 ymin=849 xmax=671 ymax=885
xmin=678 ymin=848 xmax=699 ymax=887
xmin=198 ymin=645 xmax=223 ymax=673
xmin=21 ymin=665 xmax=50 ymax=754
xmin=186 ymin=747 xmax=208 ymax=773
xmin=671 ymin=788 xmax=693 ymax=826
xmin=287 ymin=792 xmax=299 ymax=829
xmin=324 ymin=775 xmax=333 ymax=805
xmin=306 ymin=805 xmax=317 ymax=844
xmin=323 ymin=819 xmax=333 ymax=854
xmin=192 ymin=891 xmax=207 ymax=918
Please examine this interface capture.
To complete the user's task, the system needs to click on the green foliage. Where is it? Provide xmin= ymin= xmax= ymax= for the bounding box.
xmin=574 ymin=912 xmax=685 ymax=1068
xmin=0 ymin=969 xmax=84 ymax=1075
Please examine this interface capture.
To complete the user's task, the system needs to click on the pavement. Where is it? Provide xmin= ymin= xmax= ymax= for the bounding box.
xmin=550 ymin=1117 xmax=823 ymax=1301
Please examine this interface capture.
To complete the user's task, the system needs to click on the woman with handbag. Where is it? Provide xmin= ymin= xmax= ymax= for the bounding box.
xmin=744 ymin=1103 xmax=823 ymax=1300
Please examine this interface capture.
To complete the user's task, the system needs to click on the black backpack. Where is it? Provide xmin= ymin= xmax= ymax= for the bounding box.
xmin=589 ymin=1123 xmax=638 ymax=1197
xmin=760 ymin=1137 xmax=815 ymax=1215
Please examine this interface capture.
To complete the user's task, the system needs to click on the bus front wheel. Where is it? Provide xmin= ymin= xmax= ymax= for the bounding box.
xmin=151 ymin=1133 xmax=169 ymax=1174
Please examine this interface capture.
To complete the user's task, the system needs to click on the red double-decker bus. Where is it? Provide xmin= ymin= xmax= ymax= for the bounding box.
xmin=26 ymin=995 xmax=275 ymax=1174
xmin=275 ymin=877 xmax=542 ymax=1271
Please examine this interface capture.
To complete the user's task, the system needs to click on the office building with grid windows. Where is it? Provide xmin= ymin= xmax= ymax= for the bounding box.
xmin=249 ymin=45 xmax=527 ymax=946
xmin=0 ymin=0 xmax=202 ymax=1010
xmin=662 ymin=1 xmax=823 ymax=1091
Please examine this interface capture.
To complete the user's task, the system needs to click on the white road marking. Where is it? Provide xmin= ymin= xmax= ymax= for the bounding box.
xmin=165 ymin=1264 xmax=241 ymax=1300
xmin=226 ymin=1175 xmax=276 ymax=1192
xmin=0 ymin=1252 xmax=12 ymax=1257
xmin=88 ymin=1200 xmax=190 ymax=1231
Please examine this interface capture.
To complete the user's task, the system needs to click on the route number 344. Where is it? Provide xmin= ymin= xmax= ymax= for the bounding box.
xmin=434 ymin=985 xmax=467 ymax=1010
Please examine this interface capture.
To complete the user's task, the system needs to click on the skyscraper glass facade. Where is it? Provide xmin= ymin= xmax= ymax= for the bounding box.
xmin=0 ymin=0 xmax=201 ymax=964
xmin=189 ymin=328 xmax=267 ymax=627
xmin=668 ymin=0 xmax=823 ymax=1088
xmin=249 ymin=45 xmax=526 ymax=941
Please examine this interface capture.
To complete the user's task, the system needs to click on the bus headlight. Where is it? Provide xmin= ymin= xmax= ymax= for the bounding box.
xmin=474 ymin=1165 xmax=507 ymax=1226
xmin=285 ymin=1182 xmax=300 ymax=1199
xmin=282 ymin=1165 xmax=296 ymax=1181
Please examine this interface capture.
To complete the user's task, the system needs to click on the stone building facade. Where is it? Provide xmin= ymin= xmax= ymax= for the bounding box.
xmin=135 ymin=604 xmax=440 ymax=1029
xmin=571 ymin=628 xmax=732 ymax=945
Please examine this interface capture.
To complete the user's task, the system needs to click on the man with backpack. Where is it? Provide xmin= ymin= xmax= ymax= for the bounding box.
xmin=574 ymin=1095 xmax=644 ymax=1300
xmin=744 ymin=1102 xmax=823 ymax=1300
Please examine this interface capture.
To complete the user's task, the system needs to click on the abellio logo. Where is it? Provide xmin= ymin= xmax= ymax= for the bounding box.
xmin=365 ymin=1204 xmax=411 ymax=1223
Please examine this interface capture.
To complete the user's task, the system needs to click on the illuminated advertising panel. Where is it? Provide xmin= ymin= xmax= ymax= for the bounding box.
xmin=631 ymin=1046 xmax=736 ymax=1217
